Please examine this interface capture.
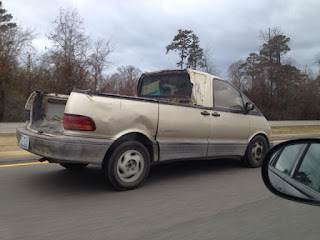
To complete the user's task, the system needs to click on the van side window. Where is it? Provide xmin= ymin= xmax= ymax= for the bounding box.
xmin=214 ymin=80 xmax=244 ymax=110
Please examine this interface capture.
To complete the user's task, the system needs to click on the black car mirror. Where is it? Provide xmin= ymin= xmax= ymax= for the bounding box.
xmin=261 ymin=139 xmax=320 ymax=206
xmin=245 ymin=102 xmax=254 ymax=112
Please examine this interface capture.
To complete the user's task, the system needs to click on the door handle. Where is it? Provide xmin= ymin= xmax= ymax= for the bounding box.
xmin=201 ymin=111 xmax=210 ymax=116
xmin=211 ymin=112 xmax=220 ymax=117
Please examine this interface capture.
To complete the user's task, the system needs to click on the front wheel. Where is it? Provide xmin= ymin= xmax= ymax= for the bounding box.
xmin=104 ymin=141 xmax=151 ymax=191
xmin=243 ymin=135 xmax=268 ymax=168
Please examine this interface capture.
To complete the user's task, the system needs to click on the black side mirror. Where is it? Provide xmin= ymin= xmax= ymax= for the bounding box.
xmin=261 ymin=139 xmax=320 ymax=206
xmin=245 ymin=102 xmax=254 ymax=112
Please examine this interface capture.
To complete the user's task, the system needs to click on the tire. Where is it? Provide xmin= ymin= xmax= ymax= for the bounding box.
xmin=242 ymin=135 xmax=269 ymax=168
xmin=104 ymin=141 xmax=151 ymax=191
xmin=60 ymin=163 xmax=88 ymax=170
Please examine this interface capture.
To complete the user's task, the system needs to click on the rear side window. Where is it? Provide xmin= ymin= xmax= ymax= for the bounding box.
xmin=213 ymin=80 xmax=244 ymax=110
xmin=138 ymin=72 xmax=192 ymax=99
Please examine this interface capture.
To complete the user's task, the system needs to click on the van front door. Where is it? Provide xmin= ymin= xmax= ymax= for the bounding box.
xmin=207 ymin=79 xmax=249 ymax=157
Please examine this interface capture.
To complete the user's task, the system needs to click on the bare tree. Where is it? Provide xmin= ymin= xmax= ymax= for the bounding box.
xmin=228 ymin=60 xmax=246 ymax=91
xmin=88 ymin=38 xmax=112 ymax=91
xmin=102 ymin=65 xmax=142 ymax=95
xmin=21 ymin=51 xmax=38 ymax=96
xmin=299 ymin=65 xmax=315 ymax=82
xmin=201 ymin=47 xmax=219 ymax=75
xmin=48 ymin=8 xmax=90 ymax=93
xmin=315 ymin=53 xmax=320 ymax=75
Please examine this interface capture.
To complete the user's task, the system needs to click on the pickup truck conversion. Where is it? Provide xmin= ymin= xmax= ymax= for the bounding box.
xmin=17 ymin=68 xmax=272 ymax=190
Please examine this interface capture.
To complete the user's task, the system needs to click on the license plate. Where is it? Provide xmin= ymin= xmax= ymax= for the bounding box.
xmin=19 ymin=135 xmax=30 ymax=150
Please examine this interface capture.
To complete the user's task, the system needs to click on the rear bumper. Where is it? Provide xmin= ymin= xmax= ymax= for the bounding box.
xmin=16 ymin=127 xmax=113 ymax=165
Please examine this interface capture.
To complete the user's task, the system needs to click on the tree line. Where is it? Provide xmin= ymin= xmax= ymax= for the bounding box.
xmin=1 ymin=0 xmax=320 ymax=122
xmin=0 ymin=2 xmax=141 ymax=121
xmin=227 ymin=28 xmax=320 ymax=120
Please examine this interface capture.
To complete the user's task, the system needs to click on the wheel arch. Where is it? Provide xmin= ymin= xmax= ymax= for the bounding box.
xmin=248 ymin=132 xmax=270 ymax=149
xmin=103 ymin=132 xmax=157 ymax=169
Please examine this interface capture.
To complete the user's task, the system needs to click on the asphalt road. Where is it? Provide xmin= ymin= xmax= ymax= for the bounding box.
xmin=1 ymin=158 xmax=320 ymax=240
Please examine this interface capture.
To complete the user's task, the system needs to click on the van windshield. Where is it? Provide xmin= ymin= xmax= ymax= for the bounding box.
xmin=138 ymin=71 xmax=192 ymax=99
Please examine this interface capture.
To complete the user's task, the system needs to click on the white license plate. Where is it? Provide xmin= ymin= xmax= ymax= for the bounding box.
xmin=19 ymin=135 xmax=30 ymax=150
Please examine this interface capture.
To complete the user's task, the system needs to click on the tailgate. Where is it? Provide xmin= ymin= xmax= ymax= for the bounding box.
xmin=25 ymin=91 xmax=69 ymax=135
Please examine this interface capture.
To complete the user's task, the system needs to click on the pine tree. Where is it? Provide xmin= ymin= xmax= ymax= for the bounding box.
xmin=0 ymin=1 xmax=17 ymax=31
xmin=187 ymin=34 xmax=204 ymax=69
xmin=166 ymin=29 xmax=193 ymax=69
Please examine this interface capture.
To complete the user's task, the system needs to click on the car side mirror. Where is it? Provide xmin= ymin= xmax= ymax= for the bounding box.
xmin=261 ymin=139 xmax=320 ymax=206
xmin=245 ymin=102 xmax=254 ymax=112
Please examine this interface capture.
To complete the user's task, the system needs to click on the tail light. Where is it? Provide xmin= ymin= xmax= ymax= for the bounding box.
xmin=63 ymin=114 xmax=96 ymax=131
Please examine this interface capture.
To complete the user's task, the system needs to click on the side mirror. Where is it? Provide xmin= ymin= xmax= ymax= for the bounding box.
xmin=245 ymin=102 xmax=254 ymax=112
xmin=262 ymin=139 xmax=320 ymax=206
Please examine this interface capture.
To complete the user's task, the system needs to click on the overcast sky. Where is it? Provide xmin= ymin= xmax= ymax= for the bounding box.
xmin=5 ymin=0 xmax=320 ymax=78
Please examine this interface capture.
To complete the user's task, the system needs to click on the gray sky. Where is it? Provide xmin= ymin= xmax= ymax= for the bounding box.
xmin=5 ymin=0 xmax=320 ymax=78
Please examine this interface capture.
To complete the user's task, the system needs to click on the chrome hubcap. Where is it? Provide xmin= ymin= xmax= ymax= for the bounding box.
xmin=252 ymin=141 xmax=264 ymax=162
xmin=117 ymin=150 xmax=144 ymax=183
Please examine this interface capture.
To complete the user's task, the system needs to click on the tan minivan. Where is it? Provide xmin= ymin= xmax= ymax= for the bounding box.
xmin=17 ymin=68 xmax=272 ymax=190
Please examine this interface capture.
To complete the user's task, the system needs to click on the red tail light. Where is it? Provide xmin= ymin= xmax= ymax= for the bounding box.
xmin=63 ymin=114 xmax=96 ymax=131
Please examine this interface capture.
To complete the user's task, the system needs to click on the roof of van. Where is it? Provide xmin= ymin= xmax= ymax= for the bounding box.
xmin=143 ymin=68 xmax=225 ymax=81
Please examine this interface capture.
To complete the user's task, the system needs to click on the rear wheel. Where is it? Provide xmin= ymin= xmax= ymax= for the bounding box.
xmin=60 ymin=163 xmax=88 ymax=170
xmin=104 ymin=141 xmax=150 ymax=191
xmin=243 ymin=135 xmax=268 ymax=168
